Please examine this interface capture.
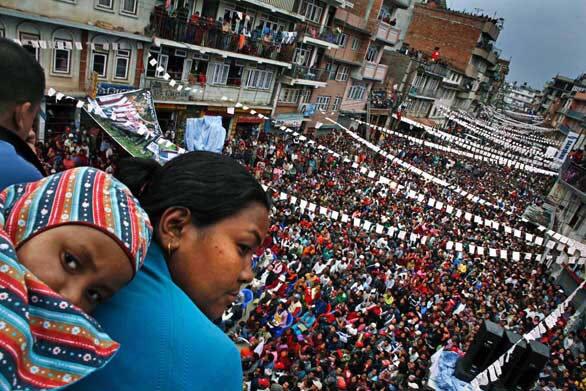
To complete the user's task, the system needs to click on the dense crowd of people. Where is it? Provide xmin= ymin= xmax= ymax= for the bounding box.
xmin=223 ymin=120 xmax=584 ymax=390
xmin=17 ymin=113 xmax=585 ymax=390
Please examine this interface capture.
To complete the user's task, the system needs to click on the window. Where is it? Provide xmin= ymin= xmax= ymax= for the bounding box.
xmin=366 ymin=45 xmax=378 ymax=63
xmin=336 ymin=65 xmax=349 ymax=82
xmin=258 ymin=14 xmax=286 ymax=33
xmin=569 ymin=204 xmax=584 ymax=230
xmin=332 ymin=96 xmax=342 ymax=111
xmin=227 ymin=60 xmax=245 ymax=86
xmin=325 ymin=62 xmax=337 ymax=80
xmin=302 ymin=1 xmax=323 ymax=23
xmin=114 ymin=49 xmax=130 ymax=79
xmin=335 ymin=33 xmax=347 ymax=48
xmin=351 ymin=38 xmax=359 ymax=51
xmin=121 ymin=0 xmax=137 ymax=14
xmin=208 ymin=62 xmax=230 ymax=85
xmin=52 ymin=40 xmax=72 ymax=74
xmin=279 ymin=88 xmax=303 ymax=103
xmin=20 ymin=32 xmax=40 ymax=62
xmin=293 ymin=46 xmax=312 ymax=67
xmin=244 ymin=69 xmax=274 ymax=89
xmin=301 ymin=88 xmax=312 ymax=104
xmin=92 ymin=52 xmax=108 ymax=77
xmin=348 ymin=83 xmax=366 ymax=100
xmin=224 ymin=6 xmax=254 ymax=33
xmin=155 ymin=54 xmax=169 ymax=78
xmin=96 ymin=0 xmax=113 ymax=10
xmin=414 ymin=74 xmax=425 ymax=88
xmin=316 ymin=96 xmax=330 ymax=110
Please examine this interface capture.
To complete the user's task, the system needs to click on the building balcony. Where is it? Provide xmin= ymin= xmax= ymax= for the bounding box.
xmin=354 ymin=63 xmax=388 ymax=81
xmin=369 ymin=93 xmax=393 ymax=109
xmin=487 ymin=50 xmax=498 ymax=65
xmin=282 ymin=65 xmax=328 ymax=87
xmin=143 ymin=77 xmax=273 ymax=107
xmin=566 ymin=110 xmax=586 ymax=122
xmin=325 ymin=49 xmax=363 ymax=67
xmin=560 ymin=159 xmax=586 ymax=198
xmin=457 ymin=89 xmax=475 ymax=100
xmin=334 ymin=8 xmax=369 ymax=32
xmin=409 ymin=85 xmax=439 ymax=100
xmin=296 ymin=24 xmax=341 ymax=49
xmin=482 ymin=20 xmax=500 ymax=41
xmin=150 ymin=11 xmax=294 ymax=64
xmin=420 ymin=61 xmax=448 ymax=78
xmin=374 ymin=21 xmax=401 ymax=45
xmin=465 ymin=63 xmax=479 ymax=79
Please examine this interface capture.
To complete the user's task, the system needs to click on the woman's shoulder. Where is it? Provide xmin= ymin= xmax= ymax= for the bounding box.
xmin=70 ymin=245 xmax=243 ymax=390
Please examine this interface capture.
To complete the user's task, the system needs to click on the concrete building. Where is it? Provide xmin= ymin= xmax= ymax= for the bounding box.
xmin=299 ymin=0 xmax=414 ymax=132
xmin=539 ymin=75 xmax=575 ymax=126
xmin=0 ymin=0 xmax=153 ymax=140
xmin=550 ymin=75 xmax=586 ymax=131
xmin=486 ymin=57 xmax=509 ymax=107
xmin=553 ymin=91 xmax=586 ymax=136
xmin=404 ymin=3 xmax=503 ymax=112
xmin=503 ymin=83 xmax=538 ymax=113
xmin=144 ymin=0 xmax=307 ymax=138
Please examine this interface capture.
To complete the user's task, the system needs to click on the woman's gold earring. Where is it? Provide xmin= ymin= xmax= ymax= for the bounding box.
xmin=167 ymin=241 xmax=173 ymax=258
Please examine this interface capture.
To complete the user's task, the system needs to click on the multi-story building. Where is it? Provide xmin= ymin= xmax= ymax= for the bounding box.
xmin=293 ymin=0 xmax=414 ymax=132
xmin=488 ymin=58 xmax=510 ymax=108
xmin=552 ymin=91 xmax=586 ymax=136
xmin=503 ymin=82 xmax=538 ymax=113
xmin=539 ymin=75 xmax=575 ymax=126
xmin=144 ymin=0 xmax=308 ymax=138
xmin=403 ymin=3 xmax=503 ymax=113
xmin=549 ymin=75 xmax=586 ymax=130
xmin=0 ymin=0 xmax=153 ymax=140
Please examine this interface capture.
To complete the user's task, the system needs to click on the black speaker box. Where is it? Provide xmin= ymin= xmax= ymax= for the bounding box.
xmin=500 ymin=340 xmax=550 ymax=391
xmin=489 ymin=331 xmax=527 ymax=390
xmin=454 ymin=320 xmax=504 ymax=382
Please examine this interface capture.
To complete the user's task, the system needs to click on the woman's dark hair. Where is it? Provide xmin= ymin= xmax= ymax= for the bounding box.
xmin=116 ymin=151 xmax=271 ymax=230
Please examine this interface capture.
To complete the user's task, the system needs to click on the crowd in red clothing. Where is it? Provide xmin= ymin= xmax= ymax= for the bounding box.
xmin=30 ymin=116 xmax=585 ymax=390
xmin=223 ymin=122 xmax=584 ymax=391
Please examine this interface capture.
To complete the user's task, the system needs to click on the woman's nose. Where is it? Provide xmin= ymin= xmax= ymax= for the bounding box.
xmin=58 ymin=282 xmax=85 ymax=309
xmin=239 ymin=260 xmax=255 ymax=284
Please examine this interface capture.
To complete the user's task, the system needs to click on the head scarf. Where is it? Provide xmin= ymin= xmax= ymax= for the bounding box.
xmin=1 ymin=167 xmax=152 ymax=274
xmin=0 ymin=167 xmax=152 ymax=390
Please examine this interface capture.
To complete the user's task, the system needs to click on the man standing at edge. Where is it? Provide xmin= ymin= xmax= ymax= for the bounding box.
xmin=0 ymin=37 xmax=46 ymax=191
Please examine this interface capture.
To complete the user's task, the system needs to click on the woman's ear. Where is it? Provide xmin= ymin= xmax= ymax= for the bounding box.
xmin=157 ymin=207 xmax=193 ymax=253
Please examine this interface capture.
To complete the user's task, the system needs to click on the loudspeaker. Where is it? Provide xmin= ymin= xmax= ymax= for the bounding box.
xmin=489 ymin=331 xmax=527 ymax=391
xmin=454 ymin=320 xmax=504 ymax=382
xmin=499 ymin=340 xmax=550 ymax=391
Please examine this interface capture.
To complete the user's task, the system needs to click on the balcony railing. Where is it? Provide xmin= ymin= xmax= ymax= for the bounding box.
xmin=560 ymin=159 xmax=586 ymax=195
xmin=420 ymin=62 xmax=448 ymax=78
xmin=144 ymin=77 xmax=273 ymax=106
xmin=335 ymin=8 xmax=368 ymax=31
xmin=374 ymin=21 xmax=401 ymax=45
xmin=286 ymin=64 xmax=328 ymax=82
xmin=369 ymin=93 xmax=393 ymax=109
xmin=297 ymin=24 xmax=340 ymax=46
xmin=150 ymin=11 xmax=294 ymax=62
xmin=409 ymin=85 xmax=439 ymax=99
xmin=362 ymin=63 xmax=387 ymax=81
xmin=566 ymin=110 xmax=586 ymax=122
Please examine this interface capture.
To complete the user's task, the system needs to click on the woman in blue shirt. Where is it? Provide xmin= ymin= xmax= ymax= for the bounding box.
xmin=71 ymin=151 xmax=270 ymax=390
